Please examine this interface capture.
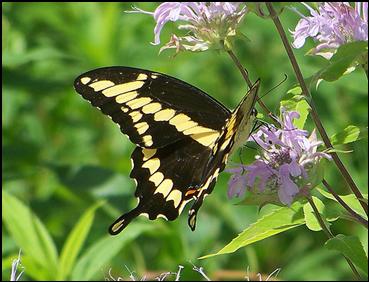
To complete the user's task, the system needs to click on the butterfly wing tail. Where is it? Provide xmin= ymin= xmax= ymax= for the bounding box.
xmin=109 ymin=205 xmax=142 ymax=235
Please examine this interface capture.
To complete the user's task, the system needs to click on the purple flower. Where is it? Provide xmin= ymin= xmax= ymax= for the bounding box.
xmin=291 ymin=2 xmax=368 ymax=59
xmin=130 ymin=2 xmax=248 ymax=53
xmin=227 ymin=109 xmax=331 ymax=205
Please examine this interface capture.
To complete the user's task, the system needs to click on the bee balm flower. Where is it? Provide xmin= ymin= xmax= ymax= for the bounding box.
xmin=131 ymin=2 xmax=248 ymax=53
xmin=227 ymin=109 xmax=331 ymax=205
xmin=291 ymin=2 xmax=368 ymax=59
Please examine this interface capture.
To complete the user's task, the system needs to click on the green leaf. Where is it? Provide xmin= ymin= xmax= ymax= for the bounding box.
xmin=200 ymin=202 xmax=304 ymax=259
xmin=325 ymin=234 xmax=368 ymax=275
xmin=280 ymin=92 xmax=311 ymax=129
xmin=303 ymin=197 xmax=326 ymax=231
xmin=320 ymin=41 xmax=368 ymax=82
xmin=294 ymin=99 xmax=310 ymax=129
xmin=237 ymin=190 xmax=281 ymax=207
xmin=317 ymin=189 xmax=368 ymax=219
xmin=57 ymin=201 xmax=104 ymax=280
xmin=71 ymin=223 xmax=155 ymax=280
xmin=2 ymin=191 xmax=58 ymax=279
xmin=330 ymin=125 xmax=361 ymax=146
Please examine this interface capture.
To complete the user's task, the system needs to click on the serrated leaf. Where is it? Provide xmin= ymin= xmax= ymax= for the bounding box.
xmin=325 ymin=234 xmax=368 ymax=275
xmin=317 ymin=189 xmax=368 ymax=219
xmin=57 ymin=201 xmax=104 ymax=280
xmin=199 ymin=202 xmax=304 ymax=259
xmin=330 ymin=125 xmax=361 ymax=146
xmin=71 ymin=223 xmax=154 ymax=280
xmin=2 ymin=191 xmax=58 ymax=279
xmin=303 ymin=197 xmax=326 ymax=231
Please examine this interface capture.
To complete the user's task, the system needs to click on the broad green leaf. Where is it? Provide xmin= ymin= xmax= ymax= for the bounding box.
xmin=294 ymin=99 xmax=310 ymax=129
xmin=303 ymin=197 xmax=326 ymax=231
xmin=280 ymin=93 xmax=311 ymax=129
xmin=287 ymin=85 xmax=302 ymax=96
xmin=71 ymin=223 xmax=155 ymax=280
xmin=2 ymin=191 xmax=58 ymax=278
xmin=320 ymin=41 xmax=368 ymax=81
xmin=238 ymin=191 xmax=281 ymax=207
xmin=325 ymin=234 xmax=368 ymax=275
xmin=57 ymin=201 xmax=104 ymax=280
xmin=200 ymin=202 xmax=304 ymax=259
xmin=317 ymin=189 xmax=368 ymax=219
xmin=330 ymin=125 xmax=362 ymax=146
xmin=20 ymin=255 xmax=51 ymax=281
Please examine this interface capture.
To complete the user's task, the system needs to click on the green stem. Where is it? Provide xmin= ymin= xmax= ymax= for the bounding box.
xmin=322 ymin=179 xmax=368 ymax=228
xmin=265 ymin=2 xmax=368 ymax=216
xmin=307 ymin=197 xmax=362 ymax=280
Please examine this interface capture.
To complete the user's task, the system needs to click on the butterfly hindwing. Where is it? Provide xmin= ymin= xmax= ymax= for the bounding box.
xmin=109 ymin=137 xmax=215 ymax=235
xmin=74 ymin=67 xmax=231 ymax=148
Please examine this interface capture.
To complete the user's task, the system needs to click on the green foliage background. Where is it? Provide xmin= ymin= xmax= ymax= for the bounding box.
xmin=2 ymin=3 xmax=368 ymax=281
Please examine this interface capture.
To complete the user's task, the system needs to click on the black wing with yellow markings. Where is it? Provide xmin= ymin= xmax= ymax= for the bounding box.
xmin=74 ymin=66 xmax=259 ymax=235
xmin=74 ymin=67 xmax=230 ymax=148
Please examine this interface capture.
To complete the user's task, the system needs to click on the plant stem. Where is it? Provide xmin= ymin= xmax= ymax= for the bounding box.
xmin=307 ymin=197 xmax=362 ymax=280
xmin=265 ymin=2 xmax=368 ymax=216
xmin=322 ymin=179 xmax=368 ymax=228
xmin=226 ymin=49 xmax=280 ymax=126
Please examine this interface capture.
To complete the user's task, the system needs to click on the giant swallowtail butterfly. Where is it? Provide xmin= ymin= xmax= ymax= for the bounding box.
xmin=74 ymin=67 xmax=259 ymax=235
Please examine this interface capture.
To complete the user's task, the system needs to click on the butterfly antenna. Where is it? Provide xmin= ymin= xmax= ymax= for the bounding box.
xmin=259 ymin=74 xmax=288 ymax=101
xmin=255 ymin=74 xmax=288 ymax=126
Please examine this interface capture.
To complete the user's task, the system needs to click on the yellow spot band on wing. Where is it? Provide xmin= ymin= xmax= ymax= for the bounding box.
xmin=154 ymin=109 xmax=176 ymax=121
xmin=80 ymin=77 xmax=91 ymax=85
xmin=183 ymin=126 xmax=216 ymax=135
xmin=126 ymin=97 xmax=152 ymax=109
xmin=89 ymin=80 xmax=115 ymax=91
xmin=142 ymin=158 xmax=160 ymax=174
xmin=142 ymin=148 xmax=157 ymax=161
xmin=154 ymin=179 xmax=173 ymax=197
xmin=149 ymin=171 xmax=164 ymax=186
xmin=102 ymin=81 xmax=145 ymax=97
xmin=115 ymin=91 xmax=138 ymax=104
xmin=142 ymin=135 xmax=153 ymax=146
xmin=142 ymin=103 xmax=162 ymax=114
xmin=137 ymin=73 xmax=148 ymax=80
xmin=135 ymin=122 xmax=149 ymax=135
xmin=169 ymin=113 xmax=191 ymax=126
xmin=166 ymin=189 xmax=182 ymax=208
xmin=174 ymin=120 xmax=198 ymax=132
xmin=191 ymin=131 xmax=220 ymax=147
xmin=129 ymin=111 xmax=142 ymax=122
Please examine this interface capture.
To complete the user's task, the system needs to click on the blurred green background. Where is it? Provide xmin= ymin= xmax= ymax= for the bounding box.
xmin=2 ymin=2 xmax=368 ymax=281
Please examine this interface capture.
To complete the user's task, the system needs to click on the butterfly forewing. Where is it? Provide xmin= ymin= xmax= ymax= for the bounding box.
xmin=74 ymin=67 xmax=230 ymax=148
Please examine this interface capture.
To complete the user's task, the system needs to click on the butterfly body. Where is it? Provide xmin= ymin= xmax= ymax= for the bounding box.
xmin=74 ymin=67 xmax=259 ymax=235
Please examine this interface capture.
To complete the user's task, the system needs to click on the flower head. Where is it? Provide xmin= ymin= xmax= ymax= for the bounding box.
xmin=291 ymin=2 xmax=368 ymax=59
xmin=131 ymin=2 xmax=248 ymax=53
xmin=227 ymin=109 xmax=331 ymax=205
